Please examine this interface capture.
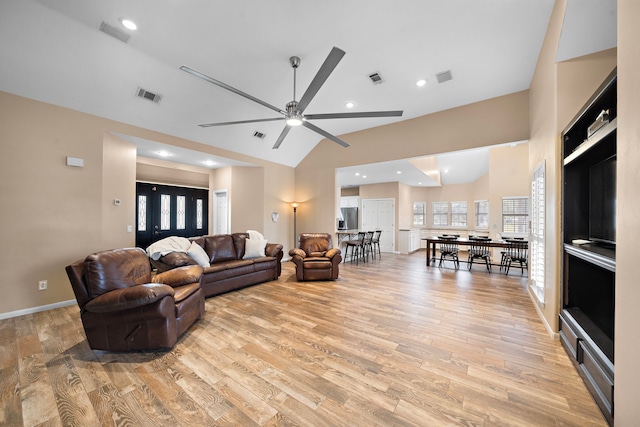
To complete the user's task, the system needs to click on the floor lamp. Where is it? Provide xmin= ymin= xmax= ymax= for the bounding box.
xmin=292 ymin=202 xmax=298 ymax=248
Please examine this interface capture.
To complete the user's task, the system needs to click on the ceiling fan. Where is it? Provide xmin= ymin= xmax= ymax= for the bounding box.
xmin=180 ymin=47 xmax=403 ymax=149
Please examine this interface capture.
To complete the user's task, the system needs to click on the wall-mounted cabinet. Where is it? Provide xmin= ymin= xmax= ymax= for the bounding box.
xmin=560 ymin=69 xmax=616 ymax=426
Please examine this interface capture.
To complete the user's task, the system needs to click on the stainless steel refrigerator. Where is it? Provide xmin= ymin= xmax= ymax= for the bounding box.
xmin=339 ymin=207 xmax=358 ymax=230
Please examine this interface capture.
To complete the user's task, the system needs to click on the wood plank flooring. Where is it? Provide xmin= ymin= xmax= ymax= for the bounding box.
xmin=0 ymin=252 xmax=607 ymax=426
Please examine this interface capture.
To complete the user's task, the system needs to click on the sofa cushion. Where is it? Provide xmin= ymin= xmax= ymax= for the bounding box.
xmin=84 ymin=248 xmax=151 ymax=298
xmin=253 ymin=257 xmax=276 ymax=272
xmin=159 ymin=252 xmax=197 ymax=268
xmin=232 ymin=233 xmax=248 ymax=259
xmin=204 ymin=234 xmax=237 ymax=264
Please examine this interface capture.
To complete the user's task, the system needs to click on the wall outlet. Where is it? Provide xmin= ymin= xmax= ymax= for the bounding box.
xmin=38 ymin=280 xmax=47 ymax=291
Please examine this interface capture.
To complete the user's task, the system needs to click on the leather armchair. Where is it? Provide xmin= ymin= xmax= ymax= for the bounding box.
xmin=289 ymin=233 xmax=342 ymax=281
xmin=65 ymin=247 xmax=204 ymax=352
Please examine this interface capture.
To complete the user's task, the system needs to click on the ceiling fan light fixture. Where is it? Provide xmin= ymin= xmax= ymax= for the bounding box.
xmin=286 ymin=115 xmax=303 ymax=127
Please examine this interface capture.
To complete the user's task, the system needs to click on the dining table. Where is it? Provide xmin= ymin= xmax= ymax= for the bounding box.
xmin=422 ymin=236 xmax=528 ymax=267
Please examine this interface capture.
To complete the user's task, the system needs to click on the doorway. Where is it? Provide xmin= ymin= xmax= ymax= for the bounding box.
xmin=361 ymin=198 xmax=395 ymax=253
xmin=136 ymin=183 xmax=208 ymax=249
xmin=213 ymin=190 xmax=230 ymax=235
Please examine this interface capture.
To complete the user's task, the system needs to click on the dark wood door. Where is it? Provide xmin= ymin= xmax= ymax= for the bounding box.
xmin=136 ymin=183 xmax=208 ymax=249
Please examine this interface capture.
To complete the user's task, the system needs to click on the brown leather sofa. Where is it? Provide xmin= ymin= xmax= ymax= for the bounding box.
xmin=65 ymin=247 xmax=204 ymax=352
xmin=289 ymin=233 xmax=342 ymax=281
xmin=150 ymin=233 xmax=283 ymax=297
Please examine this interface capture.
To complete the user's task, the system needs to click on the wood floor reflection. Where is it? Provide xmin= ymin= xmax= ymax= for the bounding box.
xmin=0 ymin=252 xmax=607 ymax=426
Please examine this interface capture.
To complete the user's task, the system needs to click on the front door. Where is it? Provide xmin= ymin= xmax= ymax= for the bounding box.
xmin=136 ymin=183 xmax=208 ymax=249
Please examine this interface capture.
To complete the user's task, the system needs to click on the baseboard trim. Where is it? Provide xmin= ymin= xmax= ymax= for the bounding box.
xmin=0 ymin=300 xmax=76 ymax=320
xmin=528 ymin=288 xmax=559 ymax=340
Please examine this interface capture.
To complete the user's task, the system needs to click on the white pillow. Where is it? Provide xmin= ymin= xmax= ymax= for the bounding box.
xmin=187 ymin=241 xmax=210 ymax=267
xmin=243 ymin=238 xmax=267 ymax=259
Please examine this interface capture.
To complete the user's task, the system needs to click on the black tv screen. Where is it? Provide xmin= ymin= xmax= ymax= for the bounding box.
xmin=589 ymin=155 xmax=616 ymax=245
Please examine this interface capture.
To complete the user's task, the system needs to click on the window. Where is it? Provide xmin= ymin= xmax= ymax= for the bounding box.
xmin=196 ymin=199 xmax=203 ymax=229
xmin=450 ymin=201 xmax=467 ymax=227
xmin=475 ymin=200 xmax=489 ymax=228
xmin=137 ymin=195 xmax=147 ymax=231
xmin=413 ymin=202 xmax=426 ymax=225
xmin=531 ymin=161 xmax=545 ymax=303
xmin=176 ymin=195 xmax=186 ymax=230
xmin=432 ymin=201 xmax=448 ymax=226
xmin=502 ymin=196 xmax=529 ymax=234
xmin=160 ymin=194 xmax=171 ymax=230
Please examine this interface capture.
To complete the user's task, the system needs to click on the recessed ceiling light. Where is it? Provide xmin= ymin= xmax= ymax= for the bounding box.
xmin=418 ymin=182 xmax=423 ymax=185
xmin=396 ymin=171 xmax=402 ymax=174
xmin=444 ymin=169 xmax=449 ymax=173
xmin=203 ymin=160 xmax=216 ymax=166
xmin=362 ymin=175 xmax=367 ymax=179
xmin=355 ymin=172 xmax=360 ymax=176
xmin=121 ymin=19 xmax=137 ymax=30
xmin=345 ymin=101 xmax=356 ymax=109
xmin=156 ymin=150 xmax=171 ymax=157
xmin=416 ymin=79 xmax=427 ymax=87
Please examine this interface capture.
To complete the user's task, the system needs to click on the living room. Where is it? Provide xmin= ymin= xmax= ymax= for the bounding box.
xmin=1 ymin=0 xmax=639 ymax=424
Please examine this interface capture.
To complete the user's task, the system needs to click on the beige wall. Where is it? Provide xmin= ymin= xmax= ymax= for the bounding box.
xmin=296 ymin=91 xmax=530 ymax=238
xmin=136 ymin=157 xmax=211 ymax=189
xmin=615 ymin=0 xmax=640 ymax=422
xmin=102 ymin=133 xmax=136 ymax=250
xmin=0 ymin=91 xmax=294 ymax=315
xmin=528 ymin=0 xmax=617 ymax=338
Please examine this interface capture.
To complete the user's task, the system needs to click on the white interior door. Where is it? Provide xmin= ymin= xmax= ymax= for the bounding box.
xmin=213 ymin=190 xmax=229 ymax=234
xmin=362 ymin=198 xmax=395 ymax=253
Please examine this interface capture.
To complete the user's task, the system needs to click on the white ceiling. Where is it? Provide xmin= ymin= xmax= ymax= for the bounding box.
xmin=0 ymin=0 xmax=616 ymax=182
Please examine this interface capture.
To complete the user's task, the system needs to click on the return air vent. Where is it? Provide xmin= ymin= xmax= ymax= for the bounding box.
xmin=368 ymin=72 xmax=384 ymax=84
xmin=436 ymin=70 xmax=453 ymax=84
xmin=136 ymin=87 xmax=162 ymax=103
xmin=99 ymin=21 xmax=130 ymax=43
xmin=253 ymin=131 xmax=266 ymax=139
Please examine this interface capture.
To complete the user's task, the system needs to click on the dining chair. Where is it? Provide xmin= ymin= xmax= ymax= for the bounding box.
xmin=468 ymin=237 xmax=492 ymax=272
xmin=344 ymin=232 xmax=367 ymax=264
xmin=499 ymin=237 xmax=525 ymax=271
xmin=370 ymin=230 xmax=382 ymax=259
xmin=503 ymin=239 xmax=528 ymax=275
xmin=438 ymin=236 xmax=460 ymax=269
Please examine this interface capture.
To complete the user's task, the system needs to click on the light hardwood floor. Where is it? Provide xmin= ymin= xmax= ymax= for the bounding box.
xmin=0 ymin=252 xmax=607 ymax=426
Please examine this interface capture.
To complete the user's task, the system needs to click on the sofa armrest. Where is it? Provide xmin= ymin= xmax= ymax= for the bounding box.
xmin=326 ymin=248 xmax=341 ymax=259
xmin=153 ymin=265 xmax=203 ymax=288
xmin=266 ymin=243 xmax=283 ymax=257
xmin=83 ymin=283 xmax=175 ymax=314
xmin=289 ymin=248 xmax=306 ymax=258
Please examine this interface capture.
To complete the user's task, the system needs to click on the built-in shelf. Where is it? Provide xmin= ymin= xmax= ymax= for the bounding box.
xmin=561 ymin=68 xmax=616 ymax=426
xmin=564 ymin=118 xmax=617 ymax=166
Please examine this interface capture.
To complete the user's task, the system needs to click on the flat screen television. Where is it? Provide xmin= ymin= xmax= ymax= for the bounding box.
xmin=589 ymin=154 xmax=616 ymax=245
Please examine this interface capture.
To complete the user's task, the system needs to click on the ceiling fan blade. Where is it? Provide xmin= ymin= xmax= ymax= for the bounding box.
xmin=272 ymin=125 xmax=291 ymax=149
xmin=180 ymin=65 xmax=285 ymax=116
xmin=303 ymin=121 xmax=349 ymax=148
xmin=304 ymin=110 xmax=404 ymax=120
xmin=199 ymin=117 xmax=285 ymax=127
xmin=296 ymin=47 xmax=346 ymax=113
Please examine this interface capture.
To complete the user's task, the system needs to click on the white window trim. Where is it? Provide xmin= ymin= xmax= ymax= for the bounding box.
xmin=531 ymin=161 xmax=545 ymax=305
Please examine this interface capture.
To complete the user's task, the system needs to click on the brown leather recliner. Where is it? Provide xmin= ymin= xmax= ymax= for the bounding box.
xmin=65 ymin=247 xmax=204 ymax=352
xmin=289 ymin=233 xmax=342 ymax=281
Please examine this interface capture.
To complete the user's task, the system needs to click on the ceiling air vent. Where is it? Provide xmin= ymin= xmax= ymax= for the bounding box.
xmin=99 ymin=21 xmax=130 ymax=43
xmin=253 ymin=131 xmax=266 ymax=139
xmin=368 ymin=72 xmax=384 ymax=84
xmin=136 ymin=87 xmax=162 ymax=103
xmin=436 ymin=70 xmax=453 ymax=84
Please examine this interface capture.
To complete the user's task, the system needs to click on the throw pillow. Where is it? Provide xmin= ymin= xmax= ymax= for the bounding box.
xmin=187 ymin=241 xmax=210 ymax=267
xmin=243 ymin=238 xmax=267 ymax=259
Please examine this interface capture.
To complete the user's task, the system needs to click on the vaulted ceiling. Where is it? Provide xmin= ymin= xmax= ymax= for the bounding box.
xmin=0 ymin=0 xmax=616 ymax=185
